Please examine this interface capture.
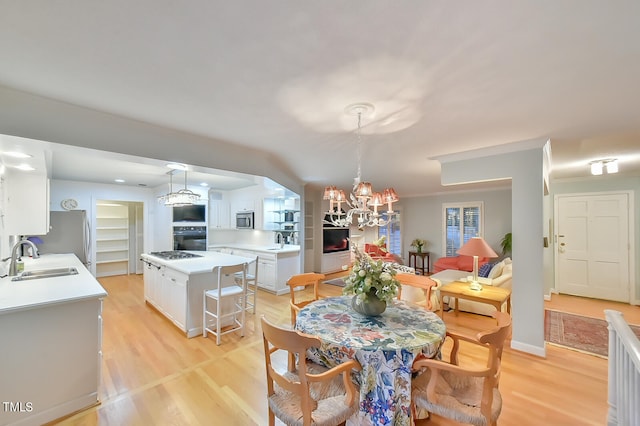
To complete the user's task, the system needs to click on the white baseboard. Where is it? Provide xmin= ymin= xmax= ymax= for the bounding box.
xmin=511 ymin=340 xmax=546 ymax=358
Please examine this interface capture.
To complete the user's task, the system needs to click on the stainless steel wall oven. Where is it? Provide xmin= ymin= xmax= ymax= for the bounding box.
xmin=173 ymin=226 xmax=207 ymax=251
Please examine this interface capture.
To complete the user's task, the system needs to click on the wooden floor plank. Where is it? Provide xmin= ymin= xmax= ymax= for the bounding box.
xmin=52 ymin=273 xmax=625 ymax=425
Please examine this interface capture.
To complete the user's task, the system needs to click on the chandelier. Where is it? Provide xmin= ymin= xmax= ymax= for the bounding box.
xmin=157 ymin=167 xmax=201 ymax=206
xmin=323 ymin=103 xmax=399 ymax=228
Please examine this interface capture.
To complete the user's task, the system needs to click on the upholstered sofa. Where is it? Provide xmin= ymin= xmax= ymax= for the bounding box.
xmin=430 ymin=257 xmax=513 ymax=316
xmin=364 ymin=244 xmax=403 ymax=264
xmin=433 ymin=254 xmax=489 ymax=273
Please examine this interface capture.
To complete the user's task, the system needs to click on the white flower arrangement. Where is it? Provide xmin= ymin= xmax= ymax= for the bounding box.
xmin=343 ymin=244 xmax=400 ymax=302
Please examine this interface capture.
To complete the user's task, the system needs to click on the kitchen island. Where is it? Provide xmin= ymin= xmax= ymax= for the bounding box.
xmin=0 ymin=253 xmax=107 ymax=426
xmin=208 ymin=244 xmax=301 ymax=295
xmin=140 ymin=251 xmax=254 ymax=338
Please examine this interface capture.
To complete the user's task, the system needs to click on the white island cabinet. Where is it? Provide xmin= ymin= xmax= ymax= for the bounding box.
xmin=141 ymin=251 xmax=254 ymax=338
xmin=208 ymin=245 xmax=301 ymax=295
xmin=0 ymin=254 xmax=107 ymax=426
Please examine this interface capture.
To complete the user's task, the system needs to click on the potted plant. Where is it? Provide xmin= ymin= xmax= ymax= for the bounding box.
xmin=500 ymin=232 xmax=512 ymax=256
xmin=411 ymin=238 xmax=427 ymax=253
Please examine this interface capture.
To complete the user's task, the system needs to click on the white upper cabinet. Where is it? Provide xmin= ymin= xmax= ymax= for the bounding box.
xmin=208 ymin=191 xmax=231 ymax=229
xmin=229 ymin=186 xmax=263 ymax=229
xmin=4 ymin=170 xmax=50 ymax=235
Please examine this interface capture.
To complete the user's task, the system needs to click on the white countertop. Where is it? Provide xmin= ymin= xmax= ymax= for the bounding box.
xmin=141 ymin=251 xmax=256 ymax=274
xmin=208 ymin=244 xmax=301 ymax=254
xmin=0 ymin=254 xmax=108 ymax=315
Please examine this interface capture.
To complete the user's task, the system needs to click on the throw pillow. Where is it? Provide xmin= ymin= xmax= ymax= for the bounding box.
xmin=478 ymin=262 xmax=493 ymax=278
xmin=488 ymin=261 xmax=505 ymax=279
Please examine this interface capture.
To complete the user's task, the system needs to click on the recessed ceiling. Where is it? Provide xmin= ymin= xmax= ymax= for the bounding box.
xmin=0 ymin=2 xmax=639 ymax=196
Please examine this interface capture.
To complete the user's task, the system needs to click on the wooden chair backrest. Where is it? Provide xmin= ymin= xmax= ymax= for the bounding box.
xmin=396 ymin=273 xmax=438 ymax=310
xmin=261 ymin=316 xmax=322 ymax=424
xmin=413 ymin=311 xmax=512 ymax=425
xmin=286 ymin=272 xmax=326 ymax=324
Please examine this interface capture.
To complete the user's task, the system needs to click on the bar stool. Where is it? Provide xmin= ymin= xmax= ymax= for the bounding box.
xmin=203 ymin=263 xmax=247 ymax=345
xmin=235 ymin=255 xmax=258 ymax=314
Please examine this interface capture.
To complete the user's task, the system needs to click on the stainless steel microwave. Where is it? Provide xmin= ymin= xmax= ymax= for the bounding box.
xmin=236 ymin=211 xmax=254 ymax=229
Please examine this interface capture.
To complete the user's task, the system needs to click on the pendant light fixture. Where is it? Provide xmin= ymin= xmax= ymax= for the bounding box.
xmin=323 ymin=103 xmax=399 ymax=227
xmin=157 ymin=163 xmax=201 ymax=206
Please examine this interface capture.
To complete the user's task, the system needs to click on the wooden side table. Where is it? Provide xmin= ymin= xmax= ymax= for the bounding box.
xmin=408 ymin=251 xmax=430 ymax=275
xmin=439 ymin=281 xmax=511 ymax=318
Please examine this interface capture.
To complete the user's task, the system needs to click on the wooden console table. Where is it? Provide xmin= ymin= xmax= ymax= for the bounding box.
xmin=439 ymin=281 xmax=511 ymax=318
xmin=409 ymin=251 xmax=430 ymax=275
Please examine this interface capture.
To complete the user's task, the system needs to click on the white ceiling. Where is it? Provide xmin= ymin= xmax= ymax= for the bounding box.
xmin=0 ymin=1 xmax=639 ymax=197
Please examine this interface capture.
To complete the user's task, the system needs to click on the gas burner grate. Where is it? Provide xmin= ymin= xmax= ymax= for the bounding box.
xmin=149 ymin=251 xmax=203 ymax=260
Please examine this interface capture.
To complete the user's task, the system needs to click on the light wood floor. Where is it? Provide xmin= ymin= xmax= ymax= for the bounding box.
xmin=52 ymin=273 xmax=639 ymax=425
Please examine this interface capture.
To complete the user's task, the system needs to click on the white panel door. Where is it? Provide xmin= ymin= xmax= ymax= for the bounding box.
xmin=556 ymin=192 xmax=630 ymax=302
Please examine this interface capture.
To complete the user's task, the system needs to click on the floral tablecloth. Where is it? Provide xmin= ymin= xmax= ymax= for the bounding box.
xmin=296 ymin=296 xmax=446 ymax=426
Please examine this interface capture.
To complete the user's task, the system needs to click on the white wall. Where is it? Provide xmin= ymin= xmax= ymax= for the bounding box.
xmin=399 ymin=189 xmax=512 ymax=265
xmin=439 ymin=138 xmax=550 ymax=357
xmin=50 ymin=179 xmax=157 ymax=276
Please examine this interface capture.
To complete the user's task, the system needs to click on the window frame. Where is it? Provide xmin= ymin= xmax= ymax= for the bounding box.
xmin=442 ymin=202 xmax=484 ymax=257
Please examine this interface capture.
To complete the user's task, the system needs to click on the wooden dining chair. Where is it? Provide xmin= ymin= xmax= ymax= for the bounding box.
xmin=410 ymin=311 xmax=512 ymax=426
xmin=286 ymin=272 xmax=326 ymax=326
xmin=261 ymin=316 xmax=361 ymax=426
xmin=396 ymin=273 xmax=439 ymax=311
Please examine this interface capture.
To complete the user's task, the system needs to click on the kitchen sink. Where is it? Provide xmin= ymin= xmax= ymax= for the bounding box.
xmin=11 ymin=267 xmax=79 ymax=281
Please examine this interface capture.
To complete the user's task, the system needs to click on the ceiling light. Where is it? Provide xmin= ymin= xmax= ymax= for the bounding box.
xmin=157 ymin=169 xmax=201 ymax=206
xmin=115 ymin=178 xmax=125 ymax=183
xmin=200 ymin=182 xmax=209 ymax=187
xmin=590 ymin=158 xmax=618 ymax=176
xmin=166 ymin=162 xmax=188 ymax=171
xmin=2 ymin=151 xmax=33 ymax=159
xmin=323 ymin=103 xmax=399 ymax=228
xmin=14 ymin=164 xmax=35 ymax=171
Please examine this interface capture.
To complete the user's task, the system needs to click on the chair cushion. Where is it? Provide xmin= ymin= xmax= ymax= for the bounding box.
xmin=269 ymin=392 xmax=357 ymax=426
xmin=271 ymin=361 xmax=359 ymax=426
xmin=412 ymin=370 xmax=502 ymax=426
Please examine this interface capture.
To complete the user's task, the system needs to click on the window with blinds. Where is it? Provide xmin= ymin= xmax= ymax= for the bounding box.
xmin=379 ymin=210 xmax=401 ymax=255
xmin=443 ymin=203 xmax=483 ymax=257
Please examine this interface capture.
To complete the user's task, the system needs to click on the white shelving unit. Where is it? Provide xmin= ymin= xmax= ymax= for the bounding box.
xmin=95 ymin=203 xmax=129 ymax=277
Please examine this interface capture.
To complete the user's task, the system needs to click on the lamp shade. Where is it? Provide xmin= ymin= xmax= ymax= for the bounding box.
xmin=457 ymin=237 xmax=498 ymax=258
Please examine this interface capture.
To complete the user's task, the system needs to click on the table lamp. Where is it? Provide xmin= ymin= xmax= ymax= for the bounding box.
xmin=456 ymin=237 xmax=498 ymax=291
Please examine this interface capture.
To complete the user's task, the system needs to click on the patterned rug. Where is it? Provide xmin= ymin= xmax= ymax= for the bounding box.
xmin=324 ymin=278 xmax=347 ymax=287
xmin=544 ymin=309 xmax=640 ymax=357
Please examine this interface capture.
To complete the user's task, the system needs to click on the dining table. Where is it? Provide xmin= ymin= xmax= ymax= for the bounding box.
xmin=295 ymin=295 xmax=446 ymax=426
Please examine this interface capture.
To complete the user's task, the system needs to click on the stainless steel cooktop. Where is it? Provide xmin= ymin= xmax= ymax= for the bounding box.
xmin=149 ymin=251 xmax=203 ymax=260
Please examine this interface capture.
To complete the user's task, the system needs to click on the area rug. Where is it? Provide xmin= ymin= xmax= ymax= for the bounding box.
xmin=544 ymin=309 xmax=640 ymax=357
xmin=324 ymin=278 xmax=347 ymax=287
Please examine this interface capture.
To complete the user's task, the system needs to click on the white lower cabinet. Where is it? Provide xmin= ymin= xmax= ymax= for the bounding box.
xmin=207 ymin=247 xmax=300 ymax=295
xmin=143 ymin=260 xmax=188 ymax=331
xmin=163 ymin=267 xmax=187 ymax=330
xmin=0 ymin=297 xmax=103 ymax=425
xmin=257 ymin=255 xmax=277 ymax=292
xmin=321 ymin=251 xmax=351 ymax=273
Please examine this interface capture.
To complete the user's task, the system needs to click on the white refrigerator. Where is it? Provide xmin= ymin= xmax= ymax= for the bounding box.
xmin=35 ymin=210 xmax=91 ymax=267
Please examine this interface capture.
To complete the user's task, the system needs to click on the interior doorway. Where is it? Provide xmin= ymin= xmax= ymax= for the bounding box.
xmin=95 ymin=200 xmax=144 ymax=278
xmin=554 ymin=191 xmax=634 ymax=302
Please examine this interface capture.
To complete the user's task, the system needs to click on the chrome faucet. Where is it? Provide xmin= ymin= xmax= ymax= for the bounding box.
xmin=9 ymin=239 xmax=40 ymax=276
xmin=275 ymin=232 xmax=284 ymax=248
